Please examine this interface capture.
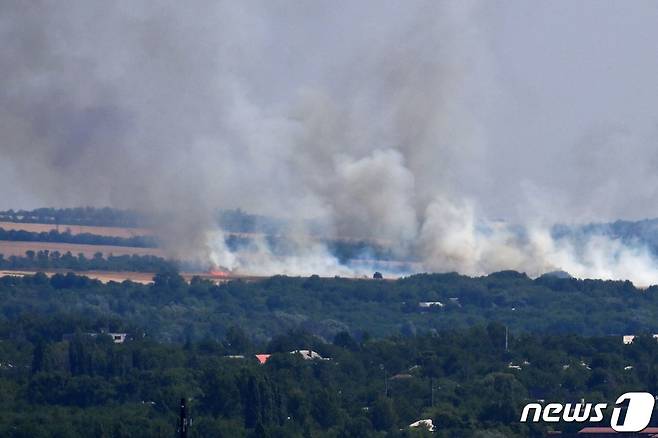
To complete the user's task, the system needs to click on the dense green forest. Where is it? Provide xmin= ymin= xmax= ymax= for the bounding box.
xmin=3 ymin=312 xmax=658 ymax=437
xmin=0 ymin=272 xmax=656 ymax=436
xmin=0 ymin=270 xmax=655 ymax=343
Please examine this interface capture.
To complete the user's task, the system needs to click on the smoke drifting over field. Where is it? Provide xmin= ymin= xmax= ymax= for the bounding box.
xmin=3 ymin=1 xmax=658 ymax=284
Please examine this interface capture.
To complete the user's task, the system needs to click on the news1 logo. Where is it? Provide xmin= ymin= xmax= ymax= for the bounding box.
xmin=520 ymin=392 xmax=656 ymax=432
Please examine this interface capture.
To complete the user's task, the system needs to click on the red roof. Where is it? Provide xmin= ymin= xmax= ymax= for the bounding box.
xmin=255 ymin=354 xmax=271 ymax=365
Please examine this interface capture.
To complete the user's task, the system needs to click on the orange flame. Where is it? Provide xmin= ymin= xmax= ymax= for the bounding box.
xmin=208 ymin=268 xmax=230 ymax=278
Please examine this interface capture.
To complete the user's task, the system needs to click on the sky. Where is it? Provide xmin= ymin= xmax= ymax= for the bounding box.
xmin=2 ymin=1 xmax=658 ymax=280
xmin=2 ymin=1 xmax=657 ymax=224
xmin=483 ymin=1 xmax=658 ymax=222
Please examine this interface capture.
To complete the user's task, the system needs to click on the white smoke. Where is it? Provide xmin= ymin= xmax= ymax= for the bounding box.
xmin=208 ymin=228 xmax=376 ymax=277
xmin=418 ymin=199 xmax=658 ymax=286
xmin=2 ymin=1 xmax=658 ymax=285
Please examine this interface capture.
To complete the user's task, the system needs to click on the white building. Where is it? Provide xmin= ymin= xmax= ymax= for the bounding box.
xmin=291 ymin=350 xmax=329 ymax=360
xmin=409 ymin=419 xmax=436 ymax=432
xmin=108 ymin=332 xmax=128 ymax=344
xmin=418 ymin=301 xmax=444 ymax=309
xmin=63 ymin=331 xmax=128 ymax=344
xmin=622 ymin=334 xmax=658 ymax=344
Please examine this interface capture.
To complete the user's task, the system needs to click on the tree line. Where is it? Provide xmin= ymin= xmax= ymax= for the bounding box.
xmin=0 ymin=251 xmax=175 ymax=272
xmin=0 ymin=207 xmax=144 ymax=228
xmin=0 ymin=270 xmax=656 ymax=344
xmin=0 ymin=228 xmax=157 ymax=248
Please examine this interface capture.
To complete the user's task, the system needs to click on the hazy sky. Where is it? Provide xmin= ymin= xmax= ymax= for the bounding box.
xmin=1 ymin=1 xmax=658 ymax=225
xmin=484 ymin=1 xmax=658 ymax=222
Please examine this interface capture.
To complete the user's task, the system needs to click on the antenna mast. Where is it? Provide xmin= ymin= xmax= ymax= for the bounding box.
xmin=177 ymin=398 xmax=190 ymax=438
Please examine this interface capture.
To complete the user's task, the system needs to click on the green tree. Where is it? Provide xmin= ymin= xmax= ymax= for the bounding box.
xmin=370 ymin=396 xmax=397 ymax=431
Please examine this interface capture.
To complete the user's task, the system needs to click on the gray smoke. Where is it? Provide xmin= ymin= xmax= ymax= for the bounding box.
xmin=2 ymin=1 xmax=658 ymax=283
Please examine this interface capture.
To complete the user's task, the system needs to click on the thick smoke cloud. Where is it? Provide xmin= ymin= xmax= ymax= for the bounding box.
xmin=2 ymin=1 xmax=658 ymax=284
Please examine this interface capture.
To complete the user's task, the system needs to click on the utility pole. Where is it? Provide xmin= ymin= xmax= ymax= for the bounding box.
xmin=177 ymin=398 xmax=190 ymax=438
xmin=430 ymin=376 xmax=434 ymax=407
xmin=505 ymin=326 xmax=509 ymax=353
xmin=380 ymin=364 xmax=388 ymax=397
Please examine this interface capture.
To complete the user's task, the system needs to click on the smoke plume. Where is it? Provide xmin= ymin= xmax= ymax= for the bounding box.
xmin=2 ymin=1 xmax=658 ymax=284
